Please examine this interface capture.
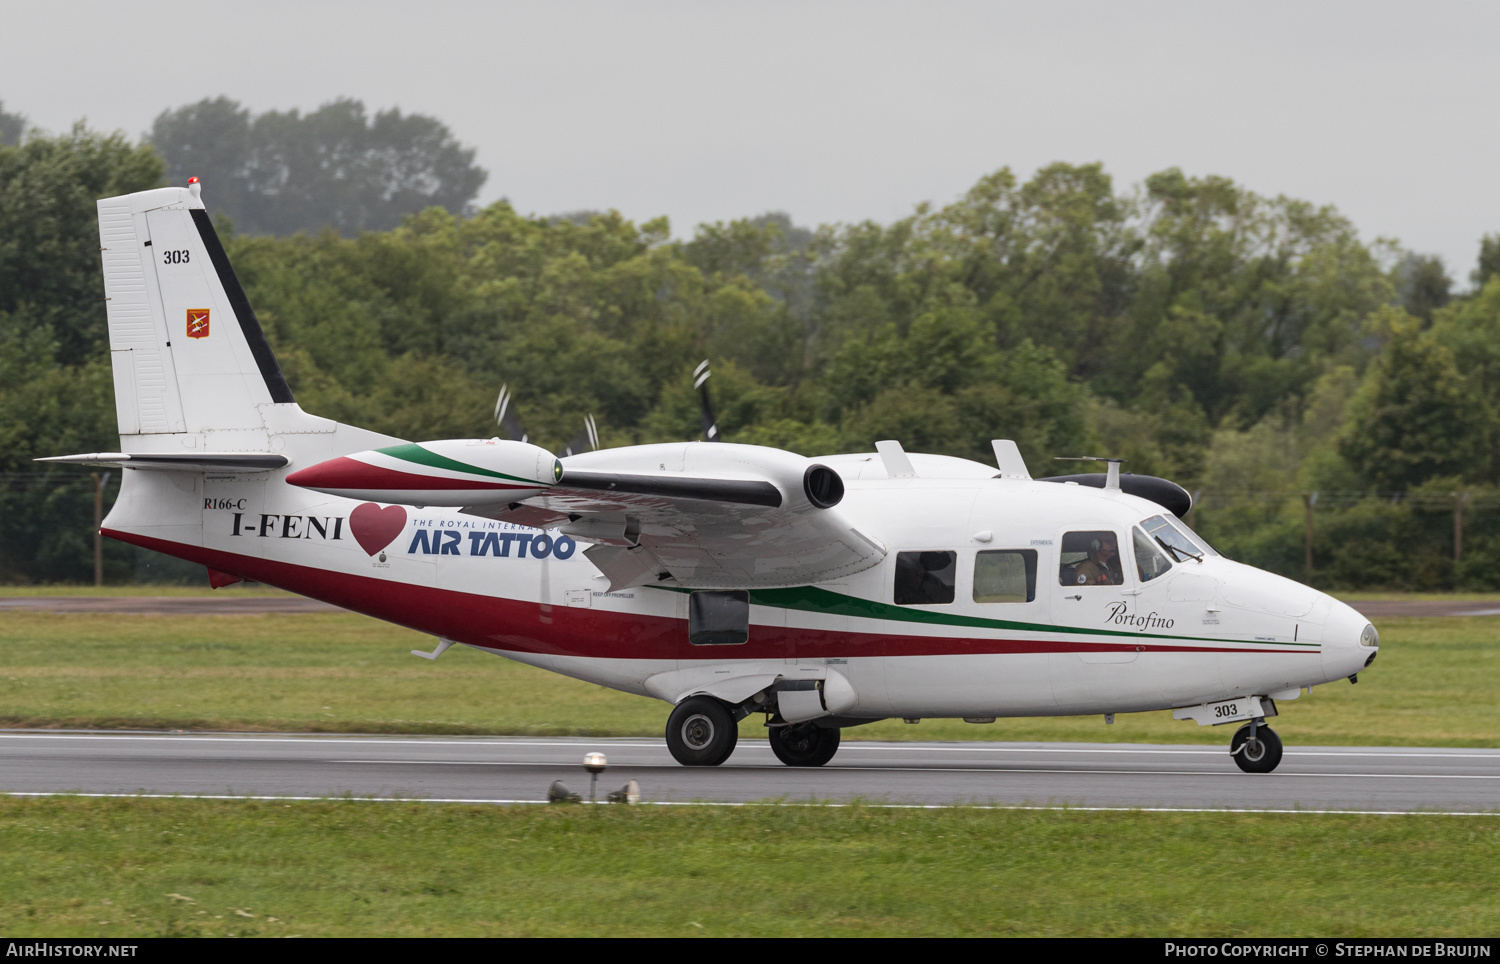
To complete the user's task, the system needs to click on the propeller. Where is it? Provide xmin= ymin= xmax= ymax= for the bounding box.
xmin=561 ymin=413 xmax=600 ymax=458
xmin=694 ymin=359 xmax=720 ymax=443
xmin=494 ymin=384 xmax=529 ymax=444
xmin=496 ymin=383 xmax=599 ymax=458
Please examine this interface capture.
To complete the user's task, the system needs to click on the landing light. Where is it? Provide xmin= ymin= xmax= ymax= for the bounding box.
xmin=1360 ymin=624 xmax=1379 ymax=647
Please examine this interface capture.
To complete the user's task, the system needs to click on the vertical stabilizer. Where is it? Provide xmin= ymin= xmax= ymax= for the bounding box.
xmin=97 ymin=184 xmax=294 ymax=441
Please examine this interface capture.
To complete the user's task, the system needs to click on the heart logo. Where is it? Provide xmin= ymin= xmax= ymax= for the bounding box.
xmin=349 ymin=503 xmax=408 ymax=556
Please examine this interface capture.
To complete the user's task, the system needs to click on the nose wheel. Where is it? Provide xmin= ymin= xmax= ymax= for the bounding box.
xmin=1230 ymin=721 xmax=1283 ymax=773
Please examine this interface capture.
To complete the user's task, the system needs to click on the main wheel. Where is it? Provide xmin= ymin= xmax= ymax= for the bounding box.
xmin=1230 ymin=723 xmax=1283 ymax=774
xmin=665 ymin=697 xmax=738 ymax=767
xmin=769 ymin=723 xmax=841 ymax=767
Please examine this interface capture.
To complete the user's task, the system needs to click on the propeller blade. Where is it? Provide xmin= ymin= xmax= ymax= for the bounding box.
xmin=694 ymin=359 xmax=720 ymax=443
xmin=562 ymin=414 xmax=600 ymax=458
xmin=493 ymin=384 xmax=529 ymax=444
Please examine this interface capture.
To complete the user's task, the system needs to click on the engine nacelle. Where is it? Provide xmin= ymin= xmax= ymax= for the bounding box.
xmin=286 ymin=439 xmax=559 ymax=507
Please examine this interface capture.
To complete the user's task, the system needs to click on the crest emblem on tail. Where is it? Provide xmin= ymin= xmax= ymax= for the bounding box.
xmin=186 ymin=308 xmax=210 ymax=339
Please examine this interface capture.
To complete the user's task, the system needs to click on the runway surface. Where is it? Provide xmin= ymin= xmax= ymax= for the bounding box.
xmin=2 ymin=732 xmax=1497 ymax=812
xmin=3 ymin=595 xmax=1498 ymax=617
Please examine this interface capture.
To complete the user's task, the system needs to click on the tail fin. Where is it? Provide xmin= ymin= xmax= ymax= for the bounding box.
xmin=97 ymin=182 xmax=293 ymax=438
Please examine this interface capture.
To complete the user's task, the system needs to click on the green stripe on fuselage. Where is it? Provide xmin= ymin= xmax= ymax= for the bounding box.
xmin=654 ymin=584 xmax=1319 ymax=648
xmin=377 ymin=443 xmax=537 ymax=485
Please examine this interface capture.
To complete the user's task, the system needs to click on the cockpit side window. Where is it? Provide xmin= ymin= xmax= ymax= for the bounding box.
xmin=1059 ymin=531 xmax=1124 ymax=587
xmin=1133 ymin=526 xmax=1173 ymax=582
xmin=895 ymin=550 xmax=957 ymax=605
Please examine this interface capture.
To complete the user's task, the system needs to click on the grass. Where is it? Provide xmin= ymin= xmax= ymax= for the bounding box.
xmin=0 ymin=797 xmax=1496 ymax=937
xmin=0 ymin=607 xmax=1496 ymax=745
xmin=1334 ymin=591 xmax=1500 ymax=602
xmin=0 ymin=585 xmax=295 ymax=597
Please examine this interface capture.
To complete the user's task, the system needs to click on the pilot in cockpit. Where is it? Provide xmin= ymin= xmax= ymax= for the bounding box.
xmin=1070 ymin=533 xmax=1123 ymax=586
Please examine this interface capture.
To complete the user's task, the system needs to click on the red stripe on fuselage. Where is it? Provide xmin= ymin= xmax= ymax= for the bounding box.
xmin=103 ymin=529 xmax=1312 ymax=661
xmin=285 ymin=457 xmax=530 ymax=492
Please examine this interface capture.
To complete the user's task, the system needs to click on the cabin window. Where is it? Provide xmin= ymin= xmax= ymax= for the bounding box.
xmin=688 ymin=590 xmax=750 ymax=645
xmin=1058 ymin=531 xmax=1123 ymax=586
xmin=1132 ymin=526 xmax=1173 ymax=582
xmin=895 ymin=551 xmax=956 ymax=605
xmin=974 ymin=550 xmax=1037 ymax=603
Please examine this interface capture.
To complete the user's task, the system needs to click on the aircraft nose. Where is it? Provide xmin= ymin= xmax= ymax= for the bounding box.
xmin=1322 ymin=598 xmax=1378 ymax=680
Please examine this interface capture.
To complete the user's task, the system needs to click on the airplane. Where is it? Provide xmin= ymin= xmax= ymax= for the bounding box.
xmin=42 ymin=180 xmax=1380 ymax=773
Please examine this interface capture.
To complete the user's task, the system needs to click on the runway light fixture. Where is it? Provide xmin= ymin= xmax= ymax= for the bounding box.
xmin=547 ymin=780 xmax=581 ymax=804
xmin=583 ymin=752 xmax=607 ymax=803
xmin=607 ymin=779 xmax=641 ymax=805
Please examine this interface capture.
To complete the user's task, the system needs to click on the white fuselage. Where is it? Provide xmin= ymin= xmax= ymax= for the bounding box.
xmin=103 ymin=446 xmax=1374 ymax=722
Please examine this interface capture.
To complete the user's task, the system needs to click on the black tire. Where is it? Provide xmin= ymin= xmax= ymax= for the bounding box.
xmin=769 ymin=723 xmax=841 ymax=767
xmin=665 ymin=697 xmax=738 ymax=767
xmin=1230 ymin=723 xmax=1284 ymax=774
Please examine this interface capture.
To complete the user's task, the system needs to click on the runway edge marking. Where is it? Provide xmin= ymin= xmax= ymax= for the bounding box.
xmin=4 ymin=791 xmax=1499 ymax=817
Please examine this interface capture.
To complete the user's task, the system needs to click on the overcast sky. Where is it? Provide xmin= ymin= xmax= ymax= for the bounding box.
xmin=5 ymin=0 xmax=1496 ymax=282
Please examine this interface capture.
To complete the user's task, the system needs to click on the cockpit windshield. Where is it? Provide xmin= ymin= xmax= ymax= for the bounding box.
xmin=1173 ymin=517 xmax=1220 ymax=557
xmin=1141 ymin=514 xmax=1216 ymax=562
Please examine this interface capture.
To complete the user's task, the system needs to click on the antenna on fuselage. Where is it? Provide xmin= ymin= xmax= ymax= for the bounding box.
xmin=1054 ymin=456 xmax=1125 ymax=490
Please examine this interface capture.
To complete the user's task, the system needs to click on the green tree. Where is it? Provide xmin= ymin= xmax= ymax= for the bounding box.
xmin=1394 ymin=253 xmax=1452 ymax=323
xmin=0 ymin=125 xmax=164 ymax=364
xmin=151 ymin=97 xmax=488 ymax=236
xmin=683 ymin=212 xmax=816 ymax=385
xmin=1339 ymin=310 xmax=1491 ymax=490
xmin=0 ymin=100 xmax=24 ymax=147
xmin=1474 ymin=234 xmax=1500 ymax=291
xmin=0 ymin=127 xmax=162 ymax=582
xmin=1123 ymin=169 xmax=1391 ymax=427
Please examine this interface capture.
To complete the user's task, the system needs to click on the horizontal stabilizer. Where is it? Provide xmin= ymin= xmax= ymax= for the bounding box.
xmin=37 ymin=452 xmax=288 ymax=472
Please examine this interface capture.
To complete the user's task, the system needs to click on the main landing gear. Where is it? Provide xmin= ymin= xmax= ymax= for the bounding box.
xmin=664 ymin=696 xmax=844 ymax=768
xmin=665 ymin=696 xmax=738 ymax=766
xmin=769 ymin=722 xmax=841 ymax=767
xmin=1230 ymin=719 xmax=1284 ymax=774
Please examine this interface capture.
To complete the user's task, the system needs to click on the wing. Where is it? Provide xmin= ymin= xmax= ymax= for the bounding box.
xmin=462 ymin=442 xmax=885 ymax=591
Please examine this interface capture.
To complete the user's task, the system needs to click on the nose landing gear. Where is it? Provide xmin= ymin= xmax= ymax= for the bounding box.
xmin=1230 ymin=719 xmax=1283 ymax=773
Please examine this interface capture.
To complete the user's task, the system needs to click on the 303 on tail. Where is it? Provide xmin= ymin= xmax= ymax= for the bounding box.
xmin=43 ymin=181 xmax=1379 ymax=771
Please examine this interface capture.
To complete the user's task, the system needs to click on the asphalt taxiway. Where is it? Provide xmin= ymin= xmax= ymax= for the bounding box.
xmin=1 ymin=732 xmax=1496 ymax=813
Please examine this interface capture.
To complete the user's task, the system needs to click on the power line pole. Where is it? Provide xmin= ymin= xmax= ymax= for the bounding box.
xmin=91 ymin=472 xmax=109 ymax=587
xmin=1303 ymin=492 xmax=1318 ymax=581
xmin=1454 ymin=489 xmax=1469 ymax=564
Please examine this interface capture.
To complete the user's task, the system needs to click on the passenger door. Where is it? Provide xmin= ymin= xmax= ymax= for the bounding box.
xmin=1051 ymin=528 xmax=1133 ymax=645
